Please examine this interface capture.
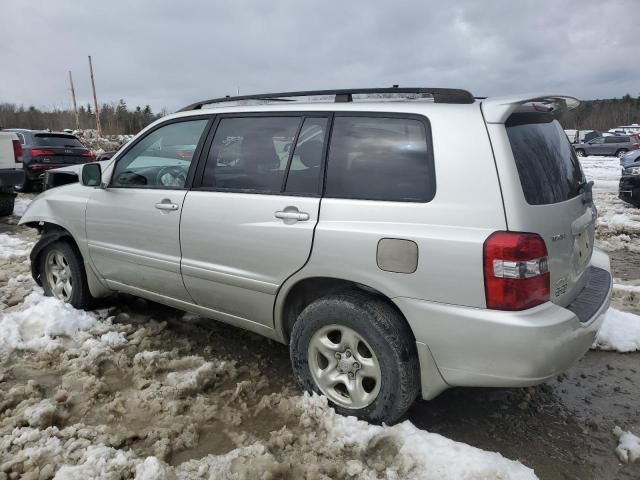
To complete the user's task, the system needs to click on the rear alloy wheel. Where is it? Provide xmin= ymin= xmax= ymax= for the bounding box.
xmin=616 ymin=149 xmax=628 ymax=158
xmin=290 ymin=290 xmax=420 ymax=424
xmin=40 ymin=240 xmax=94 ymax=309
xmin=575 ymin=149 xmax=586 ymax=157
xmin=308 ymin=324 xmax=382 ymax=409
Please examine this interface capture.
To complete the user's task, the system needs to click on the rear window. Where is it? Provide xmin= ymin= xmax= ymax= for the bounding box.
xmin=506 ymin=112 xmax=584 ymax=205
xmin=325 ymin=116 xmax=434 ymax=202
xmin=34 ymin=134 xmax=84 ymax=148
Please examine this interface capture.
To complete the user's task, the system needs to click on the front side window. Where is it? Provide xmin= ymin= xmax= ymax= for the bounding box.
xmin=589 ymin=137 xmax=604 ymax=144
xmin=202 ymin=116 xmax=301 ymax=192
xmin=325 ymin=116 xmax=434 ymax=202
xmin=111 ymin=119 xmax=208 ymax=188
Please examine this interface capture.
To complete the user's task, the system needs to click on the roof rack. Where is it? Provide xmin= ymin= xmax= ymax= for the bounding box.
xmin=177 ymin=87 xmax=475 ymax=112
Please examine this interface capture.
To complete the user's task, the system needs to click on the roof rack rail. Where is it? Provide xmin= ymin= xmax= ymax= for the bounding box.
xmin=177 ymin=87 xmax=475 ymax=112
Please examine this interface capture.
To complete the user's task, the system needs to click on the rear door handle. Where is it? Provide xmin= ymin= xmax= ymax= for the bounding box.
xmin=155 ymin=200 xmax=179 ymax=211
xmin=275 ymin=209 xmax=310 ymax=221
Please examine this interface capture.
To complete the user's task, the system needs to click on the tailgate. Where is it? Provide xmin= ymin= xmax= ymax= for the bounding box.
xmin=485 ymin=109 xmax=595 ymax=308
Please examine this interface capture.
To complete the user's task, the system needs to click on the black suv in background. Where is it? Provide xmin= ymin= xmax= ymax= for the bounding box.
xmin=619 ymin=159 xmax=640 ymax=207
xmin=5 ymin=129 xmax=95 ymax=191
xmin=574 ymin=134 xmax=640 ymax=158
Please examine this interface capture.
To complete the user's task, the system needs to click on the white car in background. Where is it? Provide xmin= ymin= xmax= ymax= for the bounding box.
xmin=0 ymin=131 xmax=25 ymax=216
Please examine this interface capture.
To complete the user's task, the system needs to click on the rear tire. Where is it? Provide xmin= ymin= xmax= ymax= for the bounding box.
xmin=0 ymin=193 xmax=15 ymax=217
xmin=575 ymin=149 xmax=586 ymax=157
xmin=39 ymin=240 xmax=95 ymax=309
xmin=616 ymin=149 xmax=628 ymax=158
xmin=290 ymin=289 xmax=420 ymax=424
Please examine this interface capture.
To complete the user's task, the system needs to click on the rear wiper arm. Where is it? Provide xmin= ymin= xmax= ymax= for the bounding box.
xmin=578 ymin=179 xmax=594 ymax=205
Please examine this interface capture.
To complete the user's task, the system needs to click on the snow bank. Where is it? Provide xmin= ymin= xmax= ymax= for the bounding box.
xmin=613 ymin=426 xmax=640 ymax=463
xmin=0 ymin=289 xmax=97 ymax=352
xmin=12 ymin=197 xmax=32 ymax=217
xmin=73 ymin=129 xmax=133 ymax=155
xmin=592 ymin=308 xmax=640 ymax=352
xmin=0 ymin=233 xmax=30 ymax=258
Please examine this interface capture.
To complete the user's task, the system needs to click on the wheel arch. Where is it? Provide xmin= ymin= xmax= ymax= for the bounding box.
xmin=275 ymin=275 xmax=415 ymax=345
xmin=29 ymin=222 xmax=111 ymax=298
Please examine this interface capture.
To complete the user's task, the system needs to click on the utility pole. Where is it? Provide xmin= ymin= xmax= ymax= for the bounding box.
xmin=68 ymin=71 xmax=80 ymax=130
xmin=88 ymin=55 xmax=101 ymax=136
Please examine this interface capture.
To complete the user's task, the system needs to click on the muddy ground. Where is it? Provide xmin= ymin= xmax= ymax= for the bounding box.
xmin=1 ymin=168 xmax=639 ymax=479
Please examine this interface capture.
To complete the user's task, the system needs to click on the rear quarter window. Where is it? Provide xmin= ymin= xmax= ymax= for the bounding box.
xmin=325 ymin=115 xmax=435 ymax=202
xmin=506 ymin=112 xmax=584 ymax=205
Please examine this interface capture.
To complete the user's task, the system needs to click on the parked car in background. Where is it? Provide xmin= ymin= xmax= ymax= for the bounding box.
xmin=564 ymin=129 xmax=600 ymax=144
xmin=96 ymin=151 xmax=117 ymax=162
xmin=0 ymin=130 xmax=25 ymax=216
xmin=619 ymin=149 xmax=640 ymax=170
xmin=19 ymin=89 xmax=612 ymax=424
xmin=619 ymin=159 xmax=640 ymax=207
xmin=574 ymin=134 xmax=640 ymax=157
xmin=609 ymin=125 xmax=640 ymax=135
xmin=4 ymin=129 xmax=95 ymax=192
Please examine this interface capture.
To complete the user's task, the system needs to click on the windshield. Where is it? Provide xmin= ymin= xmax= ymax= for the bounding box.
xmin=506 ymin=112 xmax=584 ymax=205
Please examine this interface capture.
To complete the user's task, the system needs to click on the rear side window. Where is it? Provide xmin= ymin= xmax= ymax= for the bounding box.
xmin=202 ymin=116 xmax=301 ymax=192
xmin=325 ymin=116 xmax=434 ymax=202
xmin=506 ymin=112 xmax=584 ymax=205
xmin=605 ymin=136 xmax=629 ymax=143
xmin=34 ymin=134 xmax=83 ymax=147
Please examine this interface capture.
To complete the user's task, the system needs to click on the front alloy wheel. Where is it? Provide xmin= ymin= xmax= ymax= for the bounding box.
xmin=45 ymin=248 xmax=73 ymax=302
xmin=39 ymin=239 xmax=95 ymax=309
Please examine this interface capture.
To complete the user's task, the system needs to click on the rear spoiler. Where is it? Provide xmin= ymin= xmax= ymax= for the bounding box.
xmin=481 ymin=93 xmax=580 ymax=124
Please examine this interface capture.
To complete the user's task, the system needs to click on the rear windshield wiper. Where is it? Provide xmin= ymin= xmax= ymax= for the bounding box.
xmin=578 ymin=179 xmax=594 ymax=205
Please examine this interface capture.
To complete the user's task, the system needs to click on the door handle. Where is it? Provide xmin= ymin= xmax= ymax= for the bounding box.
xmin=155 ymin=200 xmax=179 ymax=211
xmin=275 ymin=209 xmax=310 ymax=221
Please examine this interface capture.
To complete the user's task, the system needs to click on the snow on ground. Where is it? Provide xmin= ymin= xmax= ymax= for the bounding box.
xmin=0 ymin=230 xmax=537 ymax=479
xmin=592 ymin=308 xmax=640 ymax=353
xmin=613 ymin=426 xmax=640 ymax=463
xmin=12 ymin=197 xmax=32 ymax=217
xmin=580 ymin=156 xmax=640 ymax=253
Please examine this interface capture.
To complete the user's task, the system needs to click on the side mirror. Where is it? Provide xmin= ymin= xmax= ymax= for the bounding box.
xmin=81 ymin=163 xmax=102 ymax=187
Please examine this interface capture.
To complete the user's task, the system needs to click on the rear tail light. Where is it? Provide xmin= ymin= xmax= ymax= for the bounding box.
xmin=31 ymin=148 xmax=56 ymax=157
xmin=81 ymin=150 xmax=96 ymax=161
xmin=12 ymin=140 xmax=22 ymax=163
xmin=483 ymin=231 xmax=550 ymax=311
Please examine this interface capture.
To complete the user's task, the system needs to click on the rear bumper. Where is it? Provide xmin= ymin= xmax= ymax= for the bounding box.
xmin=396 ymin=248 xmax=612 ymax=399
xmin=619 ymin=175 xmax=640 ymax=204
xmin=0 ymin=168 xmax=25 ymax=187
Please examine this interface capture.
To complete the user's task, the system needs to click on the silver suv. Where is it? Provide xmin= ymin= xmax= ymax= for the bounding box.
xmin=20 ymin=88 xmax=612 ymax=424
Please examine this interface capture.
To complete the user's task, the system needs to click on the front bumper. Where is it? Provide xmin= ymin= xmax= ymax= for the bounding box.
xmin=619 ymin=175 xmax=640 ymax=204
xmin=395 ymin=248 xmax=612 ymax=399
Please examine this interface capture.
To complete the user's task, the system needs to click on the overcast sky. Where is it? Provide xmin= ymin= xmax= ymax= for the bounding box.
xmin=1 ymin=0 xmax=637 ymax=113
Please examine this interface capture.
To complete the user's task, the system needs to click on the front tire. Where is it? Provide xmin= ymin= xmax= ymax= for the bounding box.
xmin=616 ymin=149 xmax=628 ymax=158
xmin=290 ymin=290 xmax=420 ymax=424
xmin=39 ymin=240 xmax=95 ymax=309
xmin=575 ymin=149 xmax=586 ymax=157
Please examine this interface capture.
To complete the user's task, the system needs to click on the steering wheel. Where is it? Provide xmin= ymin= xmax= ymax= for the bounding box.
xmin=156 ymin=165 xmax=187 ymax=187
